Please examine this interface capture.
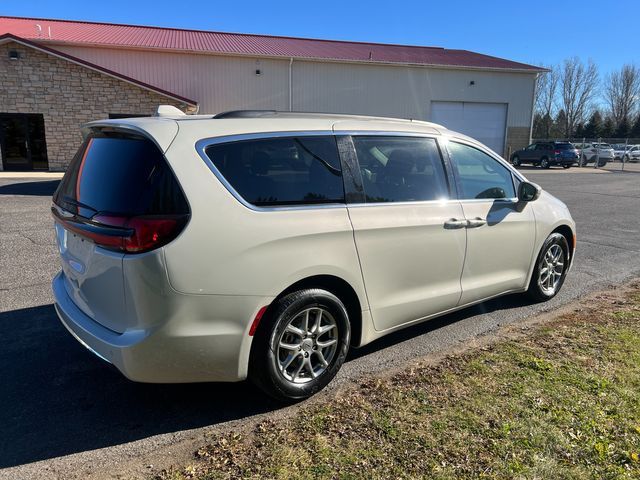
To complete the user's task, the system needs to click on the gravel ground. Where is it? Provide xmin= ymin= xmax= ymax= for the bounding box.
xmin=0 ymin=166 xmax=639 ymax=479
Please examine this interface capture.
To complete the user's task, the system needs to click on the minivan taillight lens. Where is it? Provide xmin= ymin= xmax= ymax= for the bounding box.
xmin=52 ymin=206 xmax=189 ymax=254
xmin=94 ymin=214 xmax=189 ymax=253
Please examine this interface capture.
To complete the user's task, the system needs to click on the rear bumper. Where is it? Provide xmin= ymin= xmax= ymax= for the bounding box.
xmin=52 ymin=271 xmax=272 ymax=383
xmin=552 ymin=158 xmax=577 ymax=165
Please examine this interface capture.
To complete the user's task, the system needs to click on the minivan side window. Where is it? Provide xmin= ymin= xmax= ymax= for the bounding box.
xmin=352 ymin=136 xmax=449 ymax=203
xmin=205 ymin=136 xmax=344 ymax=207
xmin=448 ymin=142 xmax=516 ymax=200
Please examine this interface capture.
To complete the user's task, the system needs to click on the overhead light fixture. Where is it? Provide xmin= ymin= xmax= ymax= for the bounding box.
xmin=255 ymin=69 xmax=262 ymax=76
xmin=8 ymin=50 xmax=19 ymax=61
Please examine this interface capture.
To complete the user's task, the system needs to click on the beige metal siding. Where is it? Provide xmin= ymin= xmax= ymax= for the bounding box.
xmin=54 ymin=45 xmax=291 ymax=113
xmin=292 ymin=60 xmax=534 ymax=127
xmin=53 ymin=45 xmax=535 ymax=129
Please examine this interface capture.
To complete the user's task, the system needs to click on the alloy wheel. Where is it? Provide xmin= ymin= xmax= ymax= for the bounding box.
xmin=538 ymin=244 xmax=565 ymax=295
xmin=276 ymin=307 xmax=338 ymax=384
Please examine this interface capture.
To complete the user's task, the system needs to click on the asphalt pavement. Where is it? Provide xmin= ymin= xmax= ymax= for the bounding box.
xmin=1 ymin=166 xmax=639 ymax=479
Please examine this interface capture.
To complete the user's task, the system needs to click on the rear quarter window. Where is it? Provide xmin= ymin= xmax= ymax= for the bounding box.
xmin=204 ymin=136 xmax=344 ymax=207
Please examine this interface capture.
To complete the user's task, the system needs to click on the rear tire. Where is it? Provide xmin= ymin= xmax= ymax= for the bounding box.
xmin=527 ymin=233 xmax=570 ymax=302
xmin=562 ymin=164 xmax=571 ymax=169
xmin=512 ymin=155 xmax=521 ymax=167
xmin=540 ymin=157 xmax=550 ymax=169
xmin=249 ymin=289 xmax=350 ymax=402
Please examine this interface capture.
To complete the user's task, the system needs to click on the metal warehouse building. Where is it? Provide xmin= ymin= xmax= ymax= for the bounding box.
xmin=0 ymin=16 xmax=544 ymax=171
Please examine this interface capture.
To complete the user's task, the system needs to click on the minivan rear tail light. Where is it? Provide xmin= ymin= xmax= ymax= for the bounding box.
xmin=52 ymin=205 xmax=189 ymax=253
xmin=554 ymin=150 xmax=561 ymax=155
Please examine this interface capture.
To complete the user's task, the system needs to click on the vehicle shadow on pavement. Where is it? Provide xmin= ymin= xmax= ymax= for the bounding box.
xmin=0 ymin=304 xmax=278 ymax=468
xmin=349 ymin=293 xmax=532 ymax=360
xmin=0 ymin=180 xmax=60 ymax=196
xmin=0 ymin=294 xmax=534 ymax=468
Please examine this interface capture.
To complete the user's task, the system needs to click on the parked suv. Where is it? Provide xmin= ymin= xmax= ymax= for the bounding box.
xmin=52 ymin=108 xmax=576 ymax=401
xmin=575 ymin=142 xmax=614 ymax=166
xmin=622 ymin=145 xmax=640 ymax=162
xmin=510 ymin=142 xmax=579 ymax=168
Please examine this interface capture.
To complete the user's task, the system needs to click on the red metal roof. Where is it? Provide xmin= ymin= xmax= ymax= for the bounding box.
xmin=0 ymin=16 xmax=543 ymax=72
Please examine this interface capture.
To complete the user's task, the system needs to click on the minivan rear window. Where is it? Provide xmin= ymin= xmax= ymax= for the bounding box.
xmin=205 ymin=136 xmax=344 ymax=207
xmin=54 ymin=133 xmax=189 ymax=218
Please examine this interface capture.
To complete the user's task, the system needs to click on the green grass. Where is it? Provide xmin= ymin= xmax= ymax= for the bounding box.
xmin=159 ymin=286 xmax=640 ymax=480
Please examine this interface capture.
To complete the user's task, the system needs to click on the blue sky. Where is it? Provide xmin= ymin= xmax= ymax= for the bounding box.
xmin=2 ymin=0 xmax=638 ymax=75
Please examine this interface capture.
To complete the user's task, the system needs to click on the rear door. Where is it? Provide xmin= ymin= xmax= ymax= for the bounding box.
xmin=345 ymin=135 xmax=466 ymax=331
xmin=446 ymin=140 xmax=536 ymax=304
xmin=52 ymin=132 xmax=189 ymax=333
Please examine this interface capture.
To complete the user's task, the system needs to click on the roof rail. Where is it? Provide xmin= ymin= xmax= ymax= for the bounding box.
xmin=212 ymin=110 xmax=438 ymax=125
xmin=213 ymin=110 xmax=278 ymax=119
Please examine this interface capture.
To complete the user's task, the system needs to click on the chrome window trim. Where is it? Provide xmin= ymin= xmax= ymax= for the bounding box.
xmin=195 ymin=131 xmax=346 ymax=212
xmin=333 ymin=130 xmax=440 ymax=138
xmin=195 ymin=129 xmax=524 ymax=212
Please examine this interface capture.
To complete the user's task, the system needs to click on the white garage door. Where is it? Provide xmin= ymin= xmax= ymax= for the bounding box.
xmin=430 ymin=102 xmax=507 ymax=155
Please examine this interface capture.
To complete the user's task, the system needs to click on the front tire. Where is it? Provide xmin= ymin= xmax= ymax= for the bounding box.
xmin=249 ymin=289 xmax=350 ymax=402
xmin=562 ymin=164 xmax=571 ymax=169
xmin=512 ymin=155 xmax=521 ymax=167
xmin=527 ymin=233 xmax=570 ymax=302
xmin=540 ymin=157 xmax=550 ymax=169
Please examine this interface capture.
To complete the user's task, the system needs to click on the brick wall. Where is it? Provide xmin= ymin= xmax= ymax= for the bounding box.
xmin=0 ymin=41 xmax=195 ymax=171
xmin=505 ymin=126 xmax=531 ymax=160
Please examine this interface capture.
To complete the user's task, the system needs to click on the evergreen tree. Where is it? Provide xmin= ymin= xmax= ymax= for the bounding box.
xmin=552 ymin=109 xmax=568 ymax=138
xmin=583 ymin=111 xmax=603 ymax=139
xmin=615 ymin=116 xmax=632 ymax=139
xmin=631 ymin=115 xmax=640 ymax=138
xmin=601 ymin=116 xmax=615 ymax=138
xmin=532 ymin=113 xmax=545 ymax=139
xmin=574 ymin=122 xmax=586 ymax=139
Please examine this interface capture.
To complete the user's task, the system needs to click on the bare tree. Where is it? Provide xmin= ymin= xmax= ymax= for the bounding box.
xmin=534 ymin=65 xmax=558 ymax=138
xmin=604 ymin=64 xmax=640 ymax=126
xmin=559 ymin=57 xmax=599 ymax=137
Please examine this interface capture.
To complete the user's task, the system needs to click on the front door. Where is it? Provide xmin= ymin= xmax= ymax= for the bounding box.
xmin=446 ymin=141 xmax=536 ymax=305
xmin=0 ymin=113 xmax=48 ymax=170
xmin=347 ymin=135 xmax=466 ymax=332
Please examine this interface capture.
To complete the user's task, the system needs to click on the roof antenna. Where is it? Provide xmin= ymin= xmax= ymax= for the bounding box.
xmin=368 ymin=51 xmax=372 ymax=60
xmin=48 ymin=26 xmax=52 ymax=39
xmin=35 ymin=24 xmax=42 ymax=38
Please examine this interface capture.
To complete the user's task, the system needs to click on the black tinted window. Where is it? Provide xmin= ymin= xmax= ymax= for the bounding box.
xmin=205 ymin=136 xmax=343 ymax=206
xmin=54 ymin=134 xmax=188 ymax=218
xmin=352 ymin=136 xmax=449 ymax=203
xmin=448 ymin=142 xmax=516 ymax=200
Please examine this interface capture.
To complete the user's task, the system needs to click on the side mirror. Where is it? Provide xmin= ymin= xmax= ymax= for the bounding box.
xmin=518 ymin=181 xmax=541 ymax=202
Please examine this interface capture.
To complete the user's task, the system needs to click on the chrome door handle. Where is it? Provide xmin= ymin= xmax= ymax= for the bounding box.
xmin=467 ymin=217 xmax=486 ymax=228
xmin=444 ymin=218 xmax=467 ymax=229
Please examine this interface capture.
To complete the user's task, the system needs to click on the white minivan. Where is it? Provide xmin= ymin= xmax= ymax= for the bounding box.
xmin=52 ymin=109 xmax=575 ymax=401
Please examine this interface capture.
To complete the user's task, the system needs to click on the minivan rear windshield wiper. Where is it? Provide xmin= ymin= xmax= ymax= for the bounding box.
xmin=61 ymin=196 xmax=98 ymax=214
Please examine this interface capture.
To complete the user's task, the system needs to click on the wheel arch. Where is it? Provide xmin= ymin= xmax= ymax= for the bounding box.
xmin=256 ymin=274 xmax=364 ymax=348
xmin=551 ymin=224 xmax=575 ymax=261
